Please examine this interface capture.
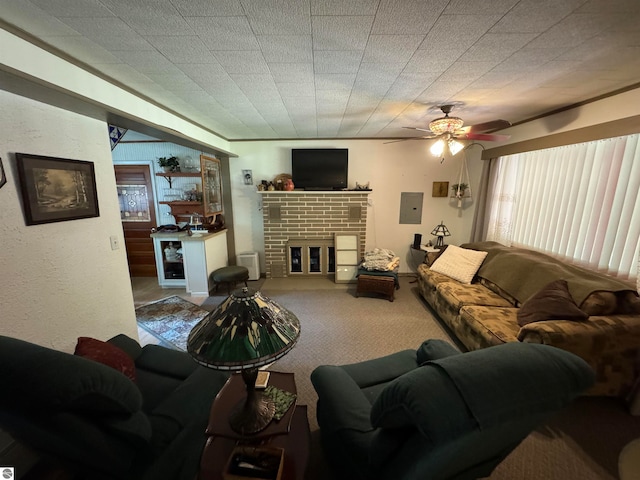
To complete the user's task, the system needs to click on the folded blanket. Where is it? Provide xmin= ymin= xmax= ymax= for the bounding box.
xmin=361 ymin=248 xmax=400 ymax=272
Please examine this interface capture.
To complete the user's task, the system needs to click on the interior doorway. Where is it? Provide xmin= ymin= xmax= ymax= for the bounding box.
xmin=115 ymin=165 xmax=157 ymax=277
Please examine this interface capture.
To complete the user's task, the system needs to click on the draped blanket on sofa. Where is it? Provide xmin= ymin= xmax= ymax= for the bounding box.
xmin=462 ymin=241 xmax=636 ymax=305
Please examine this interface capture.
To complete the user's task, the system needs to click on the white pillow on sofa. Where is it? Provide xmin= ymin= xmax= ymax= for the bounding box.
xmin=429 ymin=245 xmax=488 ymax=284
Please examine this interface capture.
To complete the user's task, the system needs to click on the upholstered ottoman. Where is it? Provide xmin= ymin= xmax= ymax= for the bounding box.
xmin=356 ymin=270 xmax=398 ymax=302
xmin=210 ymin=266 xmax=249 ymax=295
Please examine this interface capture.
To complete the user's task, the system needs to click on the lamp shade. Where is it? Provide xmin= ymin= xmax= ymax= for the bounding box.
xmin=431 ymin=222 xmax=451 ymax=238
xmin=187 ymin=288 xmax=301 ymax=370
xmin=448 ymin=139 xmax=464 ymax=156
xmin=431 ymin=221 xmax=451 ymax=248
xmin=429 ymin=139 xmax=445 ymax=156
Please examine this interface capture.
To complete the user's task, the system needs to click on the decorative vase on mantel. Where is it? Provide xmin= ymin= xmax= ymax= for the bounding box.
xmin=284 ymin=179 xmax=295 ymax=191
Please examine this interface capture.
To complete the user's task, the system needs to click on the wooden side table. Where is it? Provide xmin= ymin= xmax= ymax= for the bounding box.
xmin=198 ymin=372 xmax=310 ymax=480
xmin=410 ymin=245 xmax=440 ymax=266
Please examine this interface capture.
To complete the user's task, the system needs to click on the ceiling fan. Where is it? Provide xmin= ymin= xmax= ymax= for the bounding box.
xmin=386 ymin=105 xmax=511 ymax=157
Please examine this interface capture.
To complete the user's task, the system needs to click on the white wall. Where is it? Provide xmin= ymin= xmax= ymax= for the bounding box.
xmin=0 ymin=90 xmax=137 ymax=352
xmin=229 ymin=140 xmax=483 ymax=274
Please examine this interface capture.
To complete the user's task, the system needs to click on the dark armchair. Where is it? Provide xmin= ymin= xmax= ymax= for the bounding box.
xmin=0 ymin=334 xmax=229 ymax=480
xmin=311 ymin=339 xmax=594 ymax=480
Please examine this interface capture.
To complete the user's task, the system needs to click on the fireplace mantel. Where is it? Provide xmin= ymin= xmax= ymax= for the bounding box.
xmin=258 ymin=190 xmax=371 ymax=195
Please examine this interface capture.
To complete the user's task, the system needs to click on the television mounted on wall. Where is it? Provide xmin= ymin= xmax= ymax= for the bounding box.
xmin=291 ymin=148 xmax=348 ymax=190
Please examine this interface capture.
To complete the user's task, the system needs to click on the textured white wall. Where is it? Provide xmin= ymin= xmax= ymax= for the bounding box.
xmin=229 ymin=139 xmax=483 ymax=275
xmin=0 ymin=90 xmax=138 ymax=352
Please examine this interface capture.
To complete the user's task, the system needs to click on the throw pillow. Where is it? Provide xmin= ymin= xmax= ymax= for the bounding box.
xmin=580 ymin=291 xmax=617 ymax=315
xmin=75 ymin=337 xmax=136 ymax=382
xmin=617 ymin=291 xmax=640 ymax=314
xmin=517 ymin=280 xmax=589 ymax=326
xmin=429 ymin=245 xmax=488 ymax=284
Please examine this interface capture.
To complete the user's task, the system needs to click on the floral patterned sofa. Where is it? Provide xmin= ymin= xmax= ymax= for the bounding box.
xmin=417 ymin=241 xmax=640 ymax=400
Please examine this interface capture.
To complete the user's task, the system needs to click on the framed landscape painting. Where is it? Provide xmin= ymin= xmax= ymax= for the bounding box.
xmin=16 ymin=153 xmax=100 ymax=225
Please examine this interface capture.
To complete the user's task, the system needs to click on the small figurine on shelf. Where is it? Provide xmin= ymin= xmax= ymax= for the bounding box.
xmin=267 ymin=182 xmax=275 ymax=191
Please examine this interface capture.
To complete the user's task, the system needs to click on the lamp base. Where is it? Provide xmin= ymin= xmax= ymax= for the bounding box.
xmin=229 ymin=368 xmax=276 ymax=435
xmin=229 ymin=393 xmax=276 ymax=435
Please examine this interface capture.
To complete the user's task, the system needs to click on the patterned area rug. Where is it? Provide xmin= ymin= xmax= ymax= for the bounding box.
xmin=135 ymin=296 xmax=210 ymax=351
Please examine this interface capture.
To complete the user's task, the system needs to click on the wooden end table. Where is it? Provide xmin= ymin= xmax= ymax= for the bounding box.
xmin=198 ymin=371 xmax=310 ymax=480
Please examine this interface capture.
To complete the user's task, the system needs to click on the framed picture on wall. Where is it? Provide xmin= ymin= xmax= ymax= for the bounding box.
xmin=16 ymin=153 xmax=100 ymax=225
xmin=200 ymin=154 xmax=223 ymax=219
xmin=432 ymin=181 xmax=449 ymax=197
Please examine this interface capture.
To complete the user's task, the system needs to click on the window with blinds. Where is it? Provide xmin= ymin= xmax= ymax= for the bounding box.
xmin=485 ymin=133 xmax=640 ymax=282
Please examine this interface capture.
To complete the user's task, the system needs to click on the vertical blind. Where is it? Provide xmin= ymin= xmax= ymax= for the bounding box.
xmin=486 ymin=133 xmax=640 ymax=283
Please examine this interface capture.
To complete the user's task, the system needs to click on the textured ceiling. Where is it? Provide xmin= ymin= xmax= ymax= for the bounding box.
xmin=1 ymin=0 xmax=640 ymax=141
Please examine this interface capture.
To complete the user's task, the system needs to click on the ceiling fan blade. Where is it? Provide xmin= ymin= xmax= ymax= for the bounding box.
xmin=403 ymin=126 xmax=433 ymax=133
xmin=462 ymin=132 xmax=511 ymax=142
xmin=465 ymin=119 xmax=511 ymax=133
xmin=384 ymin=136 xmax=436 ymax=144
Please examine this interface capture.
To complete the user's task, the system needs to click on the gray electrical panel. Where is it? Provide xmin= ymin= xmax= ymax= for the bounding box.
xmin=399 ymin=192 xmax=423 ymax=224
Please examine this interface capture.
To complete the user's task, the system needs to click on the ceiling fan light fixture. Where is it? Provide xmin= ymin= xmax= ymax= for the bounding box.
xmin=429 ymin=116 xmax=464 ymax=135
xmin=448 ymin=139 xmax=464 ymax=156
xmin=430 ymin=139 xmax=445 ymax=156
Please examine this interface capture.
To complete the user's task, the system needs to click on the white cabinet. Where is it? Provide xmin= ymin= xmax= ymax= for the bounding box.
xmin=182 ymin=231 xmax=228 ymax=295
xmin=152 ymin=230 xmax=228 ymax=295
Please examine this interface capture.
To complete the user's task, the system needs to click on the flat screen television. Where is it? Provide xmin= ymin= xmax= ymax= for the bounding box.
xmin=291 ymin=148 xmax=348 ymax=190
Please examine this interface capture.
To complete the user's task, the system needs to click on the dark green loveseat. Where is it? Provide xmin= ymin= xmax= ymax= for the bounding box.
xmin=311 ymin=339 xmax=594 ymax=480
xmin=0 ymin=334 xmax=229 ymax=480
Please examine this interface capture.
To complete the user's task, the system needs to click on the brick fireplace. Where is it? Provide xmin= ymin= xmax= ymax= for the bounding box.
xmin=260 ymin=191 xmax=369 ymax=278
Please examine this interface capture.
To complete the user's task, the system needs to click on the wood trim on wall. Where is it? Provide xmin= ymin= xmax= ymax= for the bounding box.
xmin=482 ymin=115 xmax=640 ymax=159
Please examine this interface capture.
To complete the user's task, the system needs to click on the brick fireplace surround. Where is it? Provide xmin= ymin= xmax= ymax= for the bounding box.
xmin=260 ymin=191 xmax=369 ymax=278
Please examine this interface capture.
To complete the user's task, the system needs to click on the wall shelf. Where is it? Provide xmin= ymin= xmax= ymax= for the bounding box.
xmin=159 ymin=201 xmax=204 ymax=221
xmin=156 ymin=171 xmax=201 ymax=188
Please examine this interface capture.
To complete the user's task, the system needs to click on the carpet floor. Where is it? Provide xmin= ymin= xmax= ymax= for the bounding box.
xmin=137 ymin=277 xmax=640 ymax=480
